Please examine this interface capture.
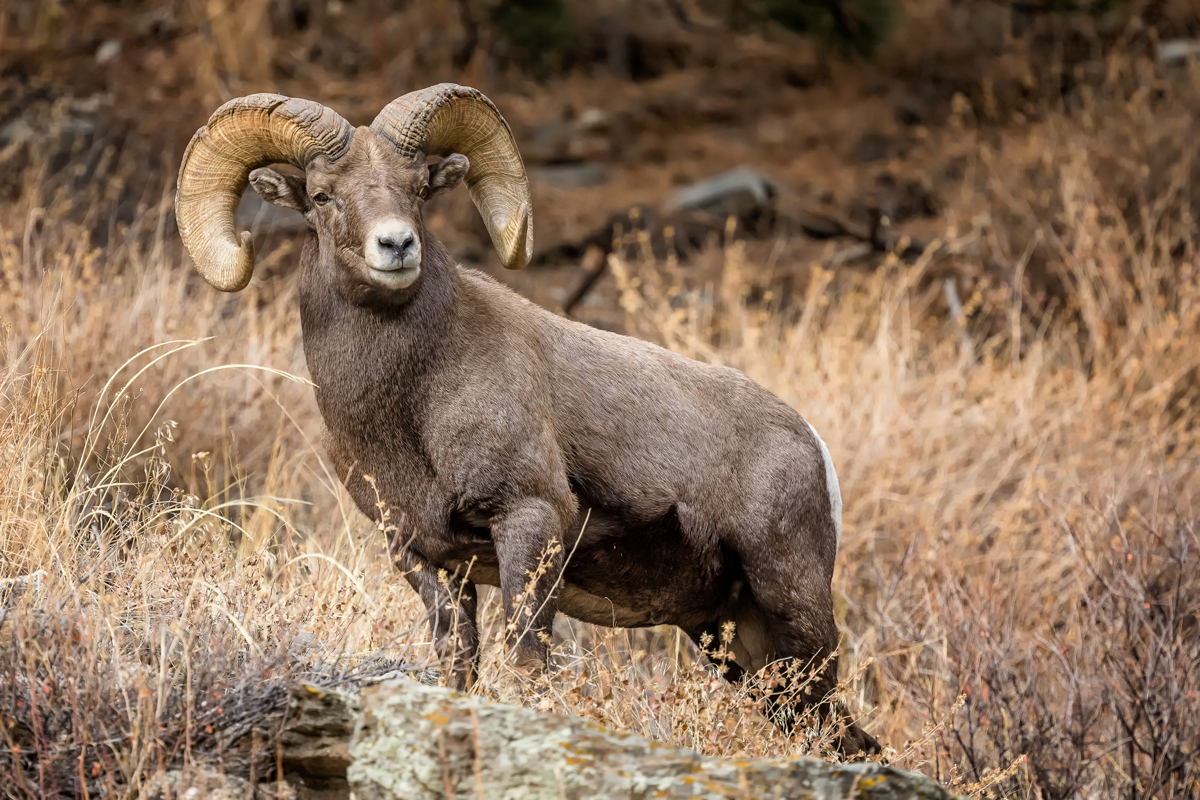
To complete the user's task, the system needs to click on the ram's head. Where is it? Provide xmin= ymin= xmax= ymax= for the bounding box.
xmin=175 ymin=85 xmax=532 ymax=300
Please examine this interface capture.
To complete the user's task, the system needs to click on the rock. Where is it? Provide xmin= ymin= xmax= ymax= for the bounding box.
xmin=532 ymin=162 xmax=610 ymax=189
xmin=348 ymin=679 xmax=959 ymax=800
xmin=522 ymin=108 xmax=619 ymax=164
xmin=288 ymin=631 xmax=321 ymax=660
xmin=668 ymin=166 xmax=777 ymax=218
xmin=1158 ymin=39 xmax=1200 ymax=65
xmin=95 ymin=39 xmax=122 ymax=65
xmin=0 ymin=570 xmax=46 ymax=605
xmin=281 ymin=684 xmax=360 ymax=780
xmin=0 ymin=96 xmax=101 ymax=156
xmin=0 ymin=571 xmax=49 ymax=648
xmin=143 ymin=767 xmax=299 ymax=800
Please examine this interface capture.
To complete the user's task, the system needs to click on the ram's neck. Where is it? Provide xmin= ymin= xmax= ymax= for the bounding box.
xmin=297 ymin=236 xmax=462 ymax=436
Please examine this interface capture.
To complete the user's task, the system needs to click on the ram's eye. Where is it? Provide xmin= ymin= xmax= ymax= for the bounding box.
xmin=312 ymin=192 xmax=331 ymax=206
xmin=417 ymin=185 xmax=429 ymax=200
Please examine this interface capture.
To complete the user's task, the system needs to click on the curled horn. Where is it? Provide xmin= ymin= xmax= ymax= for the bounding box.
xmin=176 ymin=94 xmax=353 ymax=291
xmin=370 ymin=84 xmax=533 ymax=269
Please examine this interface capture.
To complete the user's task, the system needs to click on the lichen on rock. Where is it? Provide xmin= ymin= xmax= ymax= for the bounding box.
xmin=347 ymin=679 xmax=958 ymax=800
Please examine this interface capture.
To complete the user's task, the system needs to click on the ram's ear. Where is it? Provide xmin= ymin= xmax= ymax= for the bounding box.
xmin=427 ymin=154 xmax=469 ymax=198
xmin=249 ymin=167 xmax=312 ymax=214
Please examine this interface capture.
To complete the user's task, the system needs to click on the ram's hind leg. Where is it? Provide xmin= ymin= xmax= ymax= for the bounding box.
xmin=738 ymin=558 xmax=880 ymax=756
xmin=684 ymin=621 xmax=747 ymax=683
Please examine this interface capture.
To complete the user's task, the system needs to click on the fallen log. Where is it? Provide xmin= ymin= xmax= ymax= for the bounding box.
xmin=347 ymin=679 xmax=958 ymax=800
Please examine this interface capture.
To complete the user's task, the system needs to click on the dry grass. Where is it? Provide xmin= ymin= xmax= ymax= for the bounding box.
xmin=2 ymin=36 xmax=1199 ymax=800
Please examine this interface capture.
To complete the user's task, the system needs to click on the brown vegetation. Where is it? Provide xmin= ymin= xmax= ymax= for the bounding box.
xmin=1 ymin=1 xmax=1198 ymax=797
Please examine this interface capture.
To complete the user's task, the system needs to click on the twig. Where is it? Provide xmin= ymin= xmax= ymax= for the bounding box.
xmin=827 ymin=242 xmax=874 ymax=269
xmin=562 ymin=246 xmax=607 ymax=317
xmin=942 ymin=277 xmax=973 ymax=364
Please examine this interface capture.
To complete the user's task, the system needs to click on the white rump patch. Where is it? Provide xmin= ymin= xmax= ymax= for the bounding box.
xmin=805 ymin=420 xmax=843 ymax=550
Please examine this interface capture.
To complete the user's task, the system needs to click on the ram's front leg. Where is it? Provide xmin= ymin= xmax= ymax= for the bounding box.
xmin=492 ymin=497 xmax=566 ymax=672
xmin=396 ymin=549 xmax=480 ymax=690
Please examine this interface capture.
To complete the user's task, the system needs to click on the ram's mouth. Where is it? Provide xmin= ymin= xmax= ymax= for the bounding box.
xmin=370 ymin=260 xmax=419 ymax=274
xmin=339 ymin=247 xmax=422 ymax=289
xmin=372 ymin=263 xmax=421 ymax=289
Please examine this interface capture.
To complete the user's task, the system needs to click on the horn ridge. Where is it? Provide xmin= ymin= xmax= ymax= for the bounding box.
xmin=176 ymin=95 xmax=352 ymax=292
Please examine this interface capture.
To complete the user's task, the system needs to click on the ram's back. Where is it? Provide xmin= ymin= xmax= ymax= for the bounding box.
xmin=458 ymin=271 xmax=816 ymax=533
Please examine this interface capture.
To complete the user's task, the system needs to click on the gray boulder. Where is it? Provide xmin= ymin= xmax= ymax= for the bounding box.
xmin=348 ymin=679 xmax=957 ymax=800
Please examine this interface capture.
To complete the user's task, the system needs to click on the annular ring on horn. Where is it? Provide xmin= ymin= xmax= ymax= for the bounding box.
xmin=370 ymin=84 xmax=533 ymax=270
xmin=175 ymin=94 xmax=353 ymax=292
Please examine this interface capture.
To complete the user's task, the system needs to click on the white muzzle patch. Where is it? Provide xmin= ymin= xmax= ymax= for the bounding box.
xmin=805 ymin=420 xmax=843 ymax=550
xmin=365 ymin=219 xmax=421 ymax=288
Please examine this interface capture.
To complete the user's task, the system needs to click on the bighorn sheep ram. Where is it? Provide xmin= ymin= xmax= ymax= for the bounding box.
xmin=176 ymin=85 xmax=878 ymax=755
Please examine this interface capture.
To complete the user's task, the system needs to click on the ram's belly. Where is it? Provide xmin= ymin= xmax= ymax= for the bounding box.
xmin=445 ymin=506 xmax=728 ymax=630
xmin=557 ymin=583 xmax=656 ymax=628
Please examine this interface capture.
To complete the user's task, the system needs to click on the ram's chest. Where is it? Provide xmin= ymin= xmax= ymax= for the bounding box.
xmin=319 ymin=403 xmax=442 ymax=524
xmin=303 ymin=335 xmax=431 ymax=503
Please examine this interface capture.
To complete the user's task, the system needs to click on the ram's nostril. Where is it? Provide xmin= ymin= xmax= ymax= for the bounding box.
xmin=378 ymin=233 xmax=415 ymax=256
